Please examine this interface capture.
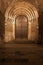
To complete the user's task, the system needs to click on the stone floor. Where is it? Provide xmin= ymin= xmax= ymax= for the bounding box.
xmin=0 ymin=41 xmax=43 ymax=65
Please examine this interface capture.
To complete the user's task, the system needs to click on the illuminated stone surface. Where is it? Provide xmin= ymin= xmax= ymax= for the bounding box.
xmin=5 ymin=0 xmax=39 ymax=42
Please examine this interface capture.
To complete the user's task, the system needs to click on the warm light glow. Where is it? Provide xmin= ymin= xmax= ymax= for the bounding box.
xmin=13 ymin=20 xmax=15 ymax=39
xmin=5 ymin=1 xmax=39 ymax=42
xmin=28 ymin=22 xmax=31 ymax=39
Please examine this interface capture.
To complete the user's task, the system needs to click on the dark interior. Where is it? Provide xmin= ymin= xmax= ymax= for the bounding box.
xmin=15 ymin=15 xmax=28 ymax=40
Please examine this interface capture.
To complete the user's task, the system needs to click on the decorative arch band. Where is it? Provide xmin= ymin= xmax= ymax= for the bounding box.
xmin=5 ymin=1 xmax=38 ymax=21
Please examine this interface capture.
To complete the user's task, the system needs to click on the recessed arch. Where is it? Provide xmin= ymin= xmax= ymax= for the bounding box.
xmin=5 ymin=1 xmax=39 ymax=42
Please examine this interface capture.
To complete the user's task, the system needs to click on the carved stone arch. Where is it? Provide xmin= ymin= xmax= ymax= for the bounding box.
xmin=5 ymin=1 xmax=39 ymax=42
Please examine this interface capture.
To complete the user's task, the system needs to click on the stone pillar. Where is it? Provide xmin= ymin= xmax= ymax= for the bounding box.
xmin=13 ymin=19 xmax=15 ymax=40
xmin=28 ymin=21 xmax=31 ymax=40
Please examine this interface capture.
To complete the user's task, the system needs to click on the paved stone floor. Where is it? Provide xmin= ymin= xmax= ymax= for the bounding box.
xmin=0 ymin=41 xmax=43 ymax=65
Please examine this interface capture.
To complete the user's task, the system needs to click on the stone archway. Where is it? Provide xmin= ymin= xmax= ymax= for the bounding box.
xmin=5 ymin=1 xmax=39 ymax=42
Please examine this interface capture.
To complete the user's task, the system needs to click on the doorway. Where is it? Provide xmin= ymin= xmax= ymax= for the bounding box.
xmin=15 ymin=15 xmax=28 ymax=40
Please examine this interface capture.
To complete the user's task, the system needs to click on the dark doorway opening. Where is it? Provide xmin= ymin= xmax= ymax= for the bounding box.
xmin=15 ymin=15 xmax=28 ymax=40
